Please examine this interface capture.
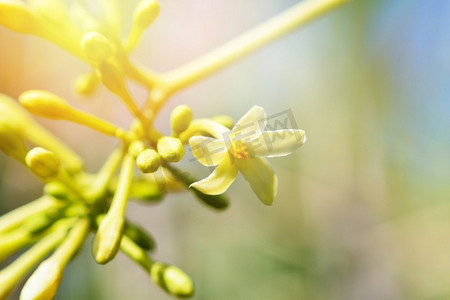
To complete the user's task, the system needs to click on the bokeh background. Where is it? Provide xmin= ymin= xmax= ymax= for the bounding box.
xmin=1 ymin=0 xmax=450 ymax=299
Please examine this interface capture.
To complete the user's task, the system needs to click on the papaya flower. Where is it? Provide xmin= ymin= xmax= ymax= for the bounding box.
xmin=189 ymin=106 xmax=306 ymax=205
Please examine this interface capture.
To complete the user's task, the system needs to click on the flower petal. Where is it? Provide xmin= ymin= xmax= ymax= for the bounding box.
xmin=228 ymin=106 xmax=266 ymax=143
xmin=189 ymin=136 xmax=227 ymax=166
xmin=237 ymin=157 xmax=277 ymax=205
xmin=190 ymin=154 xmax=238 ymax=195
xmin=247 ymin=129 xmax=306 ymax=157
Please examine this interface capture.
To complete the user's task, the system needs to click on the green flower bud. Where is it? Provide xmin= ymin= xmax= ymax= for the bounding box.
xmin=20 ymin=90 xmax=126 ymax=138
xmin=150 ymin=263 xmax=194 ymax=298
xmin=44 ymin=182 xmax=71 ymax=201
xmin=0 ymin=231 xmax=28 ymax=263
xmin=157 ymin=137 xmax=184 ymax=162
xmin=171 ymin=105 xmax=193 ymax=136
xmin=129 ymin=178 xmax=164 ymax=202
xmin=191 ymin=189 xmax=229 ymax=210
xmin=19 ymin=90 xmax=70 ymax=120
xmin=20 ymin=260 xmax=63 ymax=300
xmin=124 ymin=222 xmax=156 ymax=251
xmin=81 ymin=32 xmax=113 ymax=67
xmin=92 ymin=212 xmax=124 ymax=264
xmin=133 ymin=0 xmax=160 ymax=29
xmin=63 ymin=204 xmax=88 ymax=218
xmin=1 ymin=93 xmax=83 ymax=173
xmin=96 ymin=62 xmax=127 ymax=96
xmin=93 ymin=154 xmax=134 ymax=264
xmin=0 ymin=116 xmax=27 ymax=161
xmin=22 ymin=213 xmax=55 ymax=236
xmin=21 ymin=218 xmax=89 ymax=300
xmin=74 ymin=72 xmax=99 ymax=96
xmin=25 ymin=147 xmax=61 ymax=179
xmin=136 ymin=149 xmax=161 ymax=173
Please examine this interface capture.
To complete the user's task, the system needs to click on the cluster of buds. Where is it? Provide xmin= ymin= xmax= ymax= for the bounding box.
xmin=0 ymin=0 xmax=323 ymax=298
xmin=0 ymin=93 xmax=200 ymax=299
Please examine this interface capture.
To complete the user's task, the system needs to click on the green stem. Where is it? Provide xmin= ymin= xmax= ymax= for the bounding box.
xmin=87 ymin=147 xmax=125 ymax=203
xmin=109 ymin=154 xmax=135 ymax=215
xmin=120 ymin=235 xmax=153 ymax=271
xmin=143 ymin=0 xmax=348 ymax=119
xmin=0 ymin=219 xmax=73 ymax=299
xmin=165 ymin=0 xmax=347 ymax=92
xmin=0 ymin=196 xmax=61 ymax=234
xmin=51 ymin=218 xmax=90 ymax=266
xmin=0 ymin=229 xmax=33 ymax=262
xmin=0 ymin=95 xmax=84 ymax=173
xmin=124 ymin=60 xmax=161 ymax=88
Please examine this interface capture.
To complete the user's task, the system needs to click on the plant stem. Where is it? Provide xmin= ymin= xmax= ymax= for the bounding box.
xmin=120 ymin=235 xmax=153 ymax=271
xmin=0 ymin=196 xmax=61 ymax=234
xmin=51 ymin=218 xmax=90 ymax=266
xmin=167 ymin=0 xmax=347 ymax=91
xmin=0 ymin=219 xmax=73 ymax=299
xmin=109 ymin=154 xmax=135 ymax=215
xmin=87 ymin=147 xmax=125 ymax=203
xmin=143 ymin=0 xmax=348 ymax=120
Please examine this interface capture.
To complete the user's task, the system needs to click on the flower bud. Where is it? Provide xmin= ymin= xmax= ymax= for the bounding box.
xmin=1 ymin=93 xmax=83 ymax=173
xmin=0 ymin=221 xmax=70 ymax=299
xmin=129 ymin=178 xmax=164 ymax=202
xmin=20 ymin=218 xmax=89 ymax=300
xmin=0 ymin=116 xmax=27 ymax=160
xmin=192 ymin=189 xmax=229 ymax=210
xmin=81 ymin=32 xmax=113 ymax=67
xmin=133 ymin=0 xmax=160 ymax=29
xmin=19 ymin=90 xmax=70 ymax=120
xmin=74 ymin=72 xmax=99 ymax=96
xmin=44 ymin=182 xmax=71 ymax=201
xmin=20 ymin=90 xmax=125 ymax=138
xmin=171 ymin=105 xmax=193 ymax=136
xmin=93 ymin=154 xmax=134 ymax=264
xmin=0 ymin=211 xmax=59 ymax=261
xmin=96 ymin=62 xmax=127 ymax=96
xmin=22 ymin=213 xmax=55 ymax=235
xmin=124 ymin=222 xmax=156 ymax=251
xmin=212 ymin=115 xmax=234 ymax=129
xmin=96 ymin=63 xmax=142 ymax=119
xmin=136 ymin=149 xmax=160 ymax=173
xmin=25 ymin=147 xmax=61 ymax=179
xmin=128 ymin=140 xmax=146 ymax=158
xmin=20 ymin=260 xmax=62 ymax=300
xmin=92 ymin=212 xmax=124 ymax=264
xmin=157 ymin=137 xmax=184 ymax=162
xmin=150 ymin=263 xmax=194 ymax=298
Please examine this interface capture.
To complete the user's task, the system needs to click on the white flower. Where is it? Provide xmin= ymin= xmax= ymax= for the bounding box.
xmin=189 ymin=106 xmax=306 ymax=205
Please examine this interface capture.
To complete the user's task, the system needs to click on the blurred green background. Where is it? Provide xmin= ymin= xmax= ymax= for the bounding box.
xmin=1 ymin=0 xmax=450 ymax=299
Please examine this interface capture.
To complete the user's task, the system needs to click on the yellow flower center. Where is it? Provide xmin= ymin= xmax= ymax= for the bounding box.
xmin=231 ymin=141 xmax=248 ymax=160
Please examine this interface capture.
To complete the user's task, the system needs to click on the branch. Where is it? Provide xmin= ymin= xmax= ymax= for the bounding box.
xmin=164 ymin=0 xmax=348 ymax=93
